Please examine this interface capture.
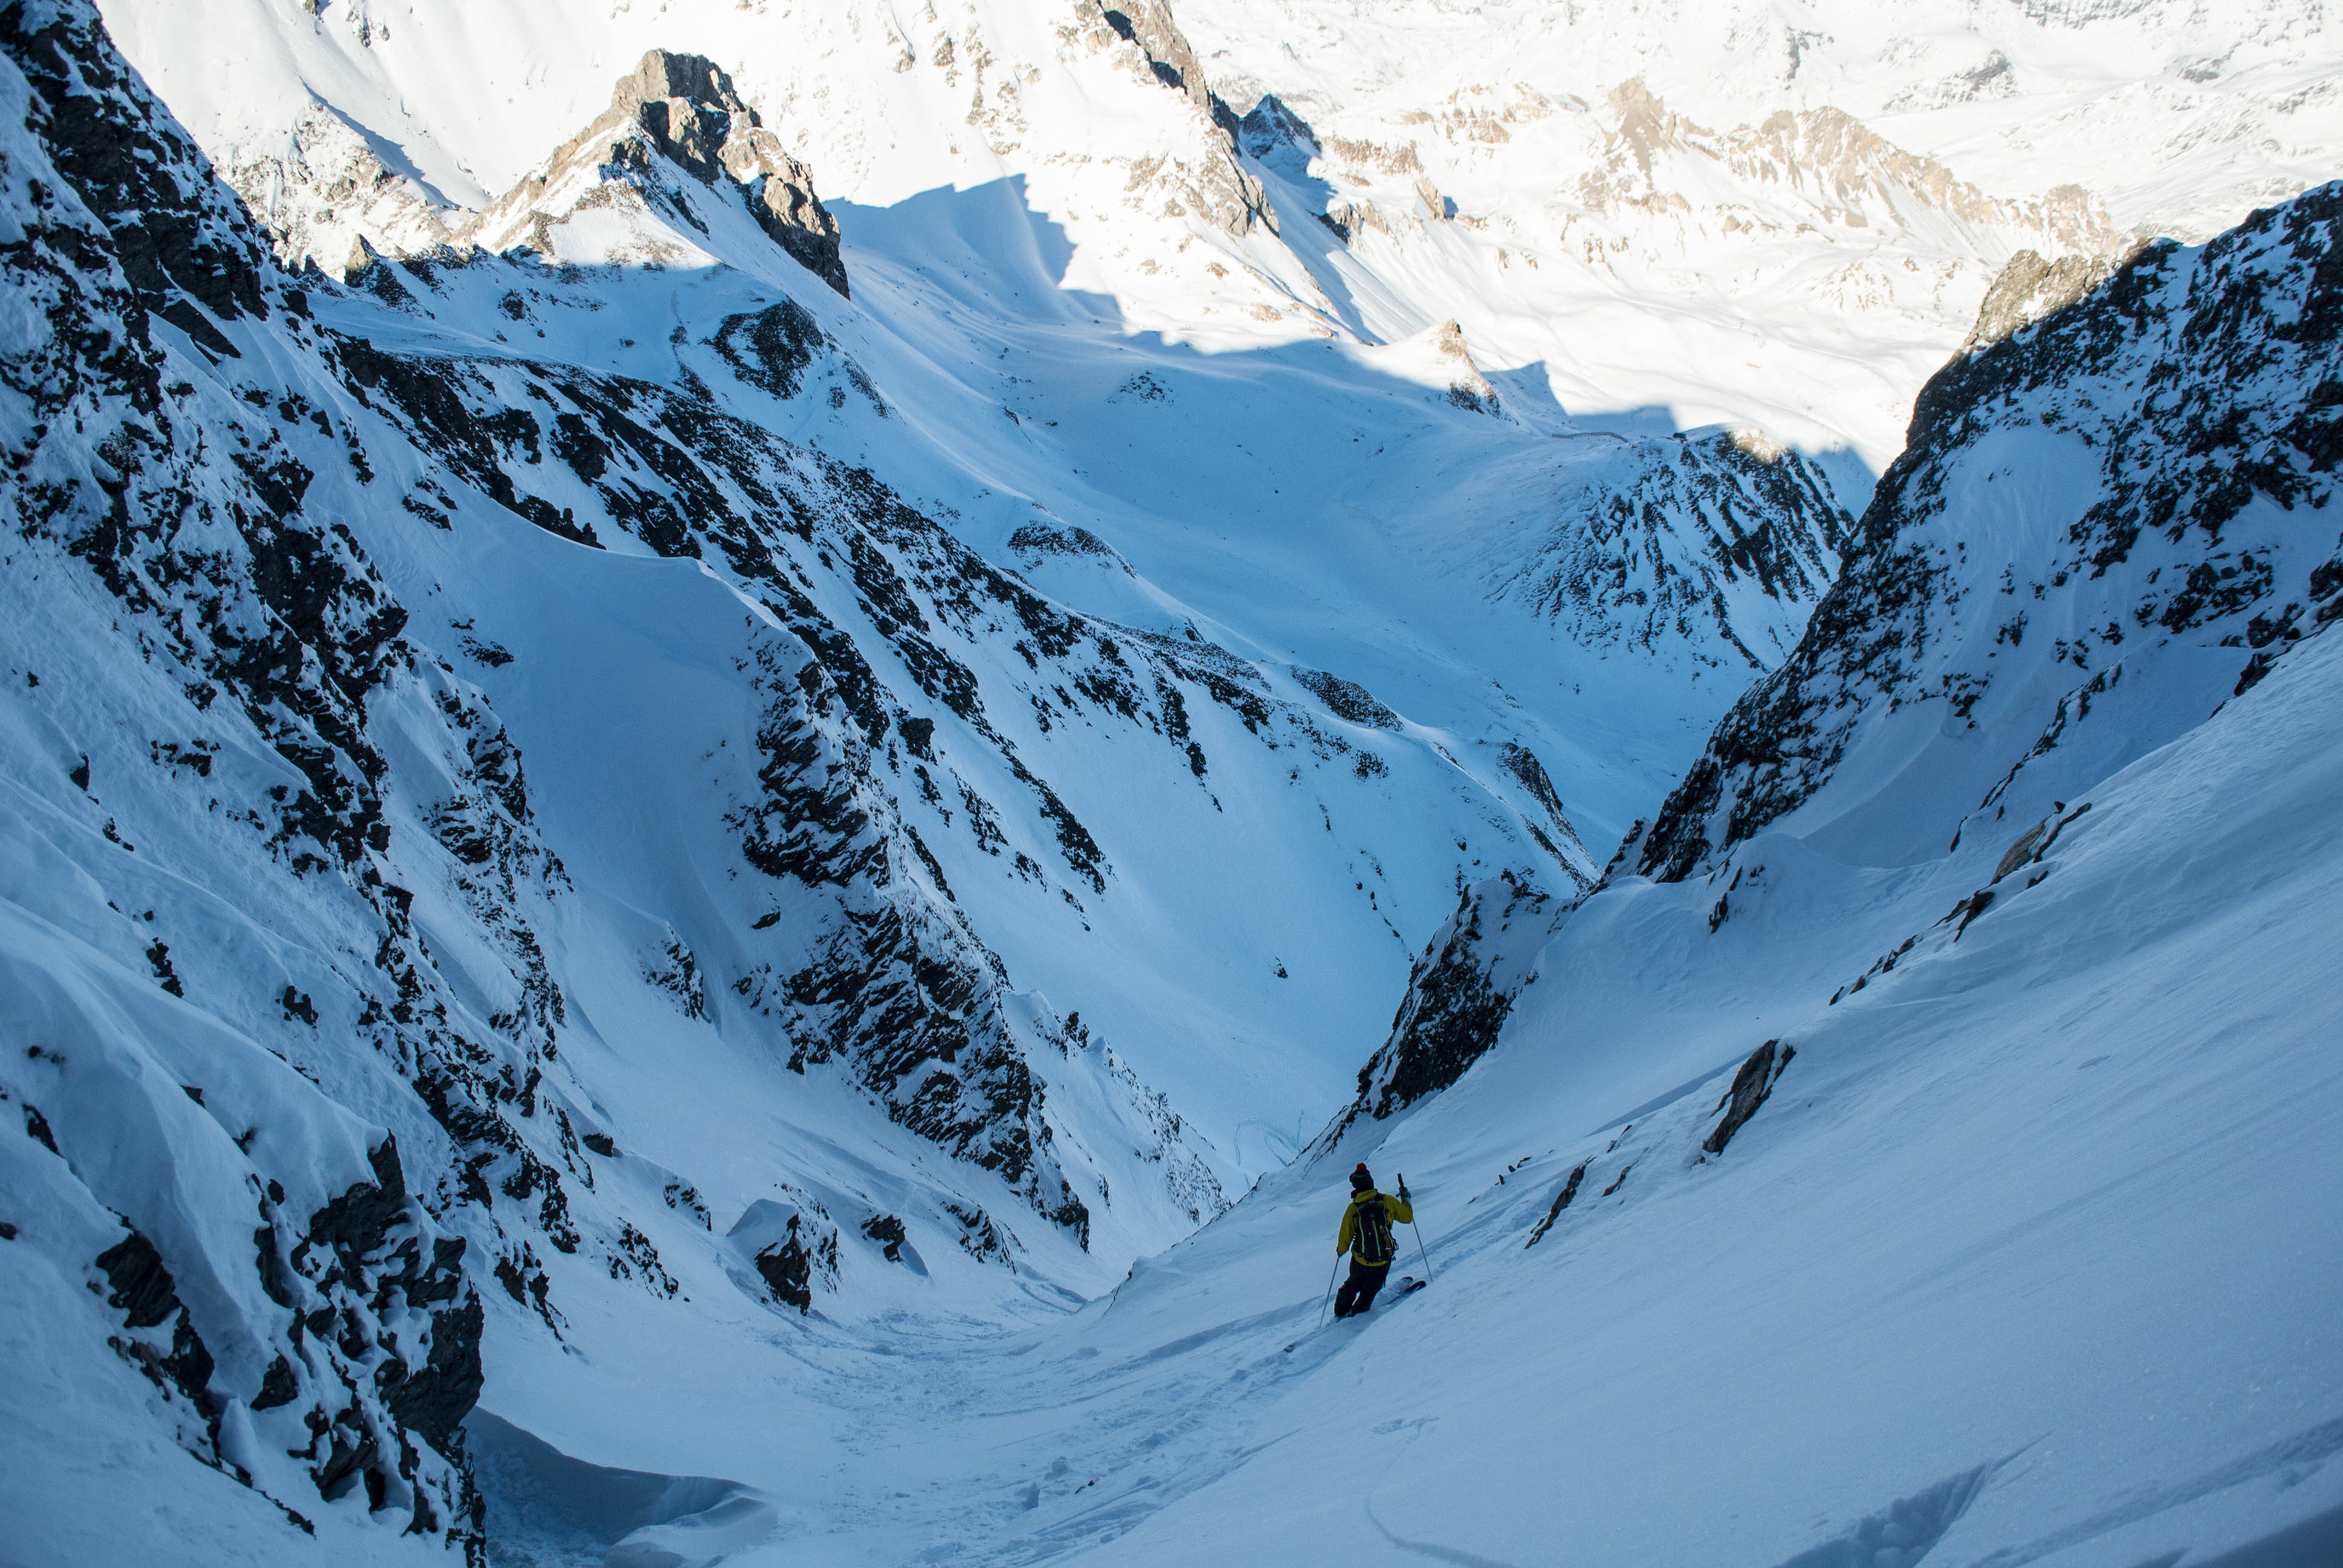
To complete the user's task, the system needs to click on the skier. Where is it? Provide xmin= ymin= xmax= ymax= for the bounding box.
xmin=1331 ymin=1163 xmax=1413 ymax=1318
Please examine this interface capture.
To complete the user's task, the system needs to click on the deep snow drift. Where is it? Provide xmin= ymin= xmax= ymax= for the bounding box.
xmin=3 ymin=1 xmax=2341 ymax=1565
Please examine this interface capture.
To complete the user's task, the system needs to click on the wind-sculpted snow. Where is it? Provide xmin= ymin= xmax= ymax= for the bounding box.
xmin=1633 ymin=182 xmax=2343 ymax=882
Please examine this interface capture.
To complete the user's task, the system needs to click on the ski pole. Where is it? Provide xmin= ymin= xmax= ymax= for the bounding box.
xmin=1317 ymin=1253 xmax=1341 ymax=1328
xmin=1400 ymin=1173 xmax=1433 ymax=1281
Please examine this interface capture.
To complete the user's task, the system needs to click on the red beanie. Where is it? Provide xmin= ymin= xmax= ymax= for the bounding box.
xmin=1351 ymin=1163 xmax=1373 ymax=1191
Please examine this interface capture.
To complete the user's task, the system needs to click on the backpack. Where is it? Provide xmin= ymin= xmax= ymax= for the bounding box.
xmin=1354 ymin=1196 xmax=1395 ymax=1266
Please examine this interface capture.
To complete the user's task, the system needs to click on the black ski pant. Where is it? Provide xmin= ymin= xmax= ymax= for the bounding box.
xmin=1333 ymin=1257 xmax=1389 ymax=1318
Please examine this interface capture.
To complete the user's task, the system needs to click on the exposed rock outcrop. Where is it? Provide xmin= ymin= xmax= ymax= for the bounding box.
xmin=1629 ymin=183 xmax=2343 ymax=883
xmin=1083 ymin=0 xmax=1269 ymax=235
xmin=1095 ymin=0 xmax=1238 ymax=138
xmin=1960 ymin=245 xmax=2136 ymax=353
xmin=1316 ymin=874 xmax=1573 ymax=1149
xmin=1702 ymin=1040 xmax=1793 ymax=1155
xmin=1502 ymin=428 xmax=1852 ymax=671
xmin=1293 ymin=668 xmax=1401 ymax=730
xmin=478 ymin=49 xmax=848 ymax=295
xmin=226 ymin=104 xmax=462 ymax=275
xmin=1584 ymin=79 xmax=2116 ymax=261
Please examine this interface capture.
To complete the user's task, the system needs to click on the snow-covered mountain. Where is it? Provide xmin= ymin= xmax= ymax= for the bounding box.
xmin=1182 ymin=0 xmax=2343 ymax=457
xmin=4 ymin=0 xmax=2339 ymax=1563
xmin=1335 ymin=165 xmax=2343 ymax=1146
xmin=98 ymin=0 xmax=2343 ymax=468
xmin=0 ymin=2 xmax=1840 ymax=1550
xmin=1265 ymin=172 xmax=2343 ymax=1566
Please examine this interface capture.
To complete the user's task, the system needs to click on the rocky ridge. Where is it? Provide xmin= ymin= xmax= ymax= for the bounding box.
xmin=468 ymin=48 xmax=849 ymax=294
xmin=0 ymin=2 xmax=499 ymax=1544
xmin=1316 ymin=871 xmax=1572 ymax=1148
xmin=211 ymin=0 xmax=1273 ymax=290
xmin=1334 ymin=178 xmax=2343 ymax=1160
xmin=1630 ymin=182 xmax=2343 ymax=882
xmin=236 ymin=48 xmax=850 ymax=295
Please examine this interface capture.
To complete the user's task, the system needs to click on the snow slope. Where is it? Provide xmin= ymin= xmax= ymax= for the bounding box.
xmin=978 ymin=568 xmax=2343 ymax=1568
xmin=0 ymin=7 xmax=1855 ymax=1556
xmin=2 ymin=2 xmax=2337 ymax=1564
xmin=423 ymin=185 xmax=2343 ymax=1568
xmin=453 ymin=470 xmax=2343 ymax=1568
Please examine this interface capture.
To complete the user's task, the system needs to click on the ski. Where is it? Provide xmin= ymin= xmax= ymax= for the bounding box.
xmin=1285 ymin=1275 xmax=1427 ymax=1350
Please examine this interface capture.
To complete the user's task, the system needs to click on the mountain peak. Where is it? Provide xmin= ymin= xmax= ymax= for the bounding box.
xmin=528 ymin=46 xmax=849 ymax=294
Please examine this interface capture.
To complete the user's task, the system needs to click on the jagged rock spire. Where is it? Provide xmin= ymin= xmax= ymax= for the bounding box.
xmin=562 ymin=48 xmax=850 ymax=296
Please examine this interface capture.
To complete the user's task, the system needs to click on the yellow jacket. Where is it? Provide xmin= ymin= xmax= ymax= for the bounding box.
xmin=1336 ymin=1188 xmax=1414 ymax=1265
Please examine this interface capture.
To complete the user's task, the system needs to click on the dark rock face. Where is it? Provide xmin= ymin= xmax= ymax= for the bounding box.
xmin=1498 ymin=743 xmax=1594 ymax=879
xmin=1632 ymin=183 xmax=2343 ymax=882
xmin=1237 ymin=94 xmax=1320 ymax=168
xmin=289 ymin=1140 xmax=485 ymax=1475
xmin=726 ymin=1197 xmax=841 ymax=1311
xmin=1319 ymin=874 xmax=1573 ymax=1149
xmin=96 ymin=1226 xmax=217 ymax=1407
xmin=1 ymin=2 xmax=406 ymax=874
xmin=714 ymin=299 xmax=829 ymax=400
xmin=2 ymin=2 xmax=264 ymax=328
xmin=1523 ymin=1162 xmax=1588 ymax=1249
xmin=470 ymin=47 xmax=850 ymax=296
xmin=0 ymin=5 xmax=581 ymax=1548
xmin=1293 ymin=667 xmax=1401 ymax=730
xmin=860 ymin=1213 xmax=909 ymax=1263
xmin=1703 ymin=1040 xmax=1793 ymax=1155
xmin=1009 ymin=520 xmax=1130 ymax=570
xmin=754 ymin=1233 xmax=814 ymax=1313
xmin=76 ymin=1135 xmax=484 ymax=1541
